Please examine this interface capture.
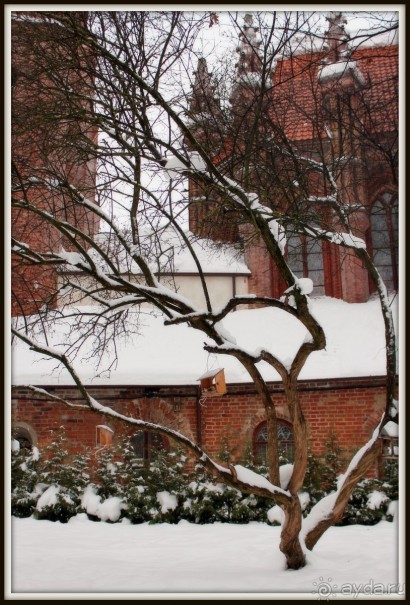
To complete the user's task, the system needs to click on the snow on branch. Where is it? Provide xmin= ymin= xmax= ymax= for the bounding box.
xmin=304 ymin=226 xmax=366 ymax=250
xmin=164 ymin=294 xmax=299 ymax=326
xmin=232 ymin=465 xmax=290 ymax=498
xmin=306 ymin=195 xmax=337 ymax=204
xmin=59 ymin=250 xmax=93 ymax=272
xmin=302 ymin=414 xmax=385 ymax=539
xmin=163 ymin=151 xmax=207 ymax=177
xmin=336 ymin=414 xmax=385 ymax=489
xmin=214 ymin=178 xmax=287 ymax=254
xmin=18 ymin=385 xmax=89 ymax=410
xmin=284 ymin=278 xmax=314 ymax=296
xmin=327 ymin=231 xmax=366 ymax=249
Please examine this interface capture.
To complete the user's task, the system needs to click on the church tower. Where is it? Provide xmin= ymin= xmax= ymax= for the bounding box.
xmin=187 ymin=14 xmax=284 ymax=298
xmin=186 ymin=56 xmax=240 ymax=242
xmin=317 ymin=11 xmax=370 ymax=303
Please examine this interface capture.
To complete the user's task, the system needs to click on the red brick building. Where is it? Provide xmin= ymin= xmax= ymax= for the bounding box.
xmin=188 ymin=13 xmax=398 ymax=304
xmin=11 ymin=12 xmax=399 ymax=478
xmin=11 ymin=11 xmax=99 ymax=316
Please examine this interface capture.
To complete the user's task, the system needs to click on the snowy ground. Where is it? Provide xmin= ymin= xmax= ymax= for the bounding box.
xmin=8 ymin=516 xmax=404 ymax=600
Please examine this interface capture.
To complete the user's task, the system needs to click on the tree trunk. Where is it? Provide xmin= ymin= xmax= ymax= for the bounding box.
xmin=284 ymin=380 xmax=308 ymax=494
xmin=280 ymin=496 xmax=306 ymax=570
xmin=266 ymin=403 xmax=280 ymax=486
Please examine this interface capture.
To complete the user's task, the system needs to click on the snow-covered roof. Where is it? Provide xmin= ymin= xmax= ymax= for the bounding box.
xmin=198 ymin=368 xmax=224 ymax=380
xmin=318 ymin=60 xmax=366 ymax=85
xmin=11 ymin=295 xmax=397 ymax=387
xmin=84 ymin=227 xmax=250 ymax=276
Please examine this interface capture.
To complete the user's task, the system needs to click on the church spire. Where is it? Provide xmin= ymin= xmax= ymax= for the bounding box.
xmin=324 ymin=12 xmax=350 ymax=63
xmin=189 ymin=57 xmax=219 ymax=115
xmin=230 ymin=14 xmax=262 ymax=106
xmin=235 ymin=13 xmax=262 ymax=77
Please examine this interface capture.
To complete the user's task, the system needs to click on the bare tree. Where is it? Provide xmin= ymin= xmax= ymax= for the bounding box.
xmin=11 ymin=10 xmax=398 ymax=570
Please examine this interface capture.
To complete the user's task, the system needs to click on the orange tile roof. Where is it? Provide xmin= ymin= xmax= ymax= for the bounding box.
xmin=270 ymin=44 xmax=398 ymax=142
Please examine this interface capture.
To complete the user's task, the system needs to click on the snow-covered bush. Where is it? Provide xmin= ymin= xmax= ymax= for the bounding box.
xmin=11 ymin=440 xmax=41 ymax=518
xmin=35 ymin=484 xmax=78 ymax=524
xmin=184 ymin=477 xmax=232 ymax=523
xmin=93 ymin=446 xmax=122 ymax=499
xmin=81 ymin=438 xmax=190 ymax=524
xmin=34 ymin=428 xmax=91 ymax=523
xmin=122 ymin=485 xmax=152 ymax=524
xmin=300 ymin=439 xmax=398 ymax=526
xmin=339 ymin=478 xmax=398 ymax=526
xmin=81 ymin=486 xmax=127 ymax=523
xmin=134 ymin=448 xmax=189 ymax=524
xmin=10 ymin=430 xmax=398 ymax=527
xmin=182 ymin=463 xmax=272 ymax=524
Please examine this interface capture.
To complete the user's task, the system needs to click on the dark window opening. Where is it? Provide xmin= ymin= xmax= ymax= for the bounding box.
xmin=13 ymin=427 xmax=33 ymax=451
xmin=131 ymin=431 xmax=168 ymax=464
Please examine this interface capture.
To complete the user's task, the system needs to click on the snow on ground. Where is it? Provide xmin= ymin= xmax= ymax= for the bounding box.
xmin=11 ymin=295 xmax=398 ymax=386
xmin=9 ymin=517 xmax=403 ymax=598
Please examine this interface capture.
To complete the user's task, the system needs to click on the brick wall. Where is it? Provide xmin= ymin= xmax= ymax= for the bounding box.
xmin=239 ymin=224 xmax=287 ymax=299
xmin=12 ymin=377 xmax=387 ymax=477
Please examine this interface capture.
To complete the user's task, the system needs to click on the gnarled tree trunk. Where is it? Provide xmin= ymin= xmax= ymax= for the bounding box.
xmin=280 ymin=496 xmax=306 ymax=569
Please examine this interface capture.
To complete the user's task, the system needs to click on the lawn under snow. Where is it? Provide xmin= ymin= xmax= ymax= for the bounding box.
xmin=12 ymin=295 xmax=398 ymax=386
xmin=9 ymin=516 xmax=403 ymax=598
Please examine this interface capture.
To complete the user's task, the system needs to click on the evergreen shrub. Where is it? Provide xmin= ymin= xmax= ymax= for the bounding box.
xmin=11 ymin=429 xmax=398 ymax=526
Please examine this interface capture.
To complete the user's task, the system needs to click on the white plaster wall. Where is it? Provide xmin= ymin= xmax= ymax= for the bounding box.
xmin=160 ymin=275 xmax=248 ymax=309
xmin=58 ymin=273 xmax=249 ymax=310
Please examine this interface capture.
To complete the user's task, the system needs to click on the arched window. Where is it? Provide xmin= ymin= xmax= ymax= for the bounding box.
xmin=131 ymin=431 xmax=168 ymax=463
xmin=254 ymin=420 xmax=295 ymax=465
xmin=369 ymin=192 xmax=398 ymax=292
xmin=286 ymin=230 xmax=325 ymax=296
xmin=12 ymin=426 xmax=34 ymax=451
xmin=12 ymin=422 xmax=37 ymax=451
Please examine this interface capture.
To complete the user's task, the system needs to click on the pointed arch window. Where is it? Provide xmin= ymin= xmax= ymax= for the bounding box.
xmin=369 ymin=192 xmax=398 ymax=292
xmin=286 ymin=229 xmax=325 ymax=296
xmin=253 ymin=420 xmax=294 ymax=465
